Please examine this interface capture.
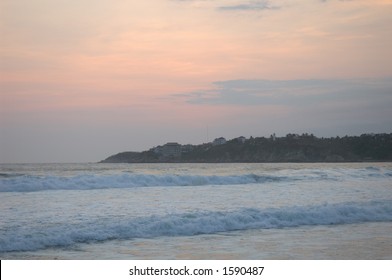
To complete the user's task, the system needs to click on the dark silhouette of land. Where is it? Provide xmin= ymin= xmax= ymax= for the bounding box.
xmin=101 ymin=133 xmax=392 ymax=163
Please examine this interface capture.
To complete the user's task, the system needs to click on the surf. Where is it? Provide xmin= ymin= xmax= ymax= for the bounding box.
xmin=1 ymin=200 xmax=391 ymax=252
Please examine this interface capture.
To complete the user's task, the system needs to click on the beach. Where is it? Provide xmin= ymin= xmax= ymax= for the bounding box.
xmin=1 ymin=162 xmax=391 ymax=260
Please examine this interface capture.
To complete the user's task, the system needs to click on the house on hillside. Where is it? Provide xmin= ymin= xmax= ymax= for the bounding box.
xmin=161 ymin=142 xmax=181 ymax=157
xmin=236 ymin=136 xmax=246 ymax=143
xmin=181 ymin=144 xmax=194 ymax=154
xmin=213 ymin=137 xmax=227 ymax=146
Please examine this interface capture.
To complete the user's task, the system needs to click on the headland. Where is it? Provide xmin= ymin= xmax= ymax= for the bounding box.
xmin=101 ymin=133 xmax=392 ymax=163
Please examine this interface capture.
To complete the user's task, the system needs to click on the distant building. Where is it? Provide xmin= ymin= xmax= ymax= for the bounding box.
xmin=152 ymin=145 xmax=163 ymax=154
xmin=181 ymin=144 xmax=194 ymax=153
xmin=236 ymin=136 xmax=246 ymax=143
xmin=161 ymin=142 xmax=181 ymax=157
xmin=213 ymin=137 xmax=226 ymax=146
xmin=286 ymin=133 xmax=300 ymax=140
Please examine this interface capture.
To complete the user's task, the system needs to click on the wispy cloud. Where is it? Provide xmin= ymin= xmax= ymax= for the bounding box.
xmin=173 ymin=0 xmax=353 ymax=11
xmin=320 ymin=0 xmax=354 ymax=3
xmin=175 ymin=78 xmax=392 ymax=107
xmin=173 ymin=77 xmax=392 ymax=137
xmin=172 ymin=0 xmax=280 ymax=11
xmin=325 ymin=0 xmax=354 ymax=1
xmin=218 ymin=1 xmax=279 ymax=11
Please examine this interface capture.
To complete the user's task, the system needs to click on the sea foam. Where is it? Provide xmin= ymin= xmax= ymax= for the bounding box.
xmin=0 ymin=173 xmax=287 ymax=192
xmin=1 ymin=200 xmax=391 ymax=252
xmin=1 ymin=167 xmax=390 ymax=192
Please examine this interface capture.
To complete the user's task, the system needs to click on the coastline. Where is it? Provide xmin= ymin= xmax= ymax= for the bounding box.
xmin=2 ymin=222 xmax=391 ymax=260
xmin=101 ymin=133 xmax=392 ymax=164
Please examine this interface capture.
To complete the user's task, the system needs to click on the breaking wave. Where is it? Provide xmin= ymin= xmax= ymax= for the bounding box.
xmin=1 ymin=200 xmax=391 ymax=252
xmin=0 ymin=173 xmax=289 ymax=192
xmin=1 ymin=166 xmax=390 ymax=192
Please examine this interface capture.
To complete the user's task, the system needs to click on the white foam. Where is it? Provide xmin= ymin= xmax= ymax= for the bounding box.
xmin=0 ymin=173 xmax=285 ymax=192
xmin=1 ymin=200 xmax=391 ymax=252
xmin=1 ymin=166 xmax=390 ymax=192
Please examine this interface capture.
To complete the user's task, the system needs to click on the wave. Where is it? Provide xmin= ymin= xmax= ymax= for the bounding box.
xmin=1 ymin=200 xmax=391 ymax=252
xmin=1 ymin=166 xmax=391 ymax=192
xmin=0 ymin=173 xmax=26 ymax=178
xmin=0 ymin=173 xmax=287 ymax=192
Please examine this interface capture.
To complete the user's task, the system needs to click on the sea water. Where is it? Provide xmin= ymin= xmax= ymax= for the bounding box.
xmin=0 ymin=162 xmax=391 ymax=259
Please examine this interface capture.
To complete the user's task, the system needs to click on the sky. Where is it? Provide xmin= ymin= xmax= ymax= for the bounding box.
xmin=1 ymin=0 xmax=392 ymax=163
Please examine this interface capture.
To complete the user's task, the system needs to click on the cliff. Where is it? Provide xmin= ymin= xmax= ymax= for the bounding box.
xmin=100 ymin=133 xmax=392 ymax=163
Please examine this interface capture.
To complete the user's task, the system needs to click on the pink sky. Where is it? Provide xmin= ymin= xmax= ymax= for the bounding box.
xmin=1 ymin=0 xmax=392 ymax=162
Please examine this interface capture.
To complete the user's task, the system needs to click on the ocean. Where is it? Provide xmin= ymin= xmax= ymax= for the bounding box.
xmin=0 ymin=162 xmax=391 ymax=259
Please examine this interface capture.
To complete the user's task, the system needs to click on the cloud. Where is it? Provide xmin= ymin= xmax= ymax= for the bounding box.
xmin=170 ymin=0 xmax=214 ymax=3
xmin=218 ymin=1 xmax=279 ymax=11
xmin=172 ymin=77 xmax=392 ymax=138
xmin=320 ymin=0 xmax=354 ymax=2
xmin=175 ymin=78 xmax=392 ymax=107
xmin=172 ymin=0 xmax=279 ymax=11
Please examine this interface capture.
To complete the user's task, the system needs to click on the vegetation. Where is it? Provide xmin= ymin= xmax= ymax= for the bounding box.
xmin=101 ymin=133 xmax=392 ymax=163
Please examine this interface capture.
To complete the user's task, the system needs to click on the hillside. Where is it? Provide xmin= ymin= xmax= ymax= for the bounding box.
xmin=100 ymin=133 xmax=392 ymax=163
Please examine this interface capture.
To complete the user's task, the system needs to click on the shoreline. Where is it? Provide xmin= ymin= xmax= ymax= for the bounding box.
xmin=2 ymin=222 xmax=391 ymax=260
